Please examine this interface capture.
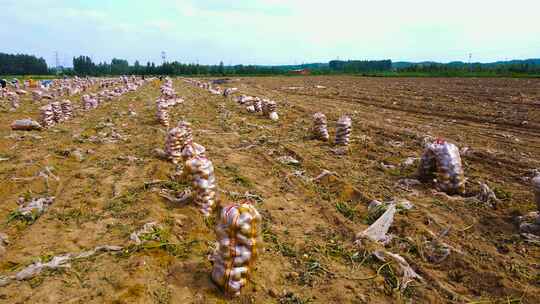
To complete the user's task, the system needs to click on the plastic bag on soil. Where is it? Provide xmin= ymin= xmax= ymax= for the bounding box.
xmin=357 ymin=204 xmax=396 ymax=245
xmin=358 ymin=200 xmax=413 ymax=245
xmin=11 ymin=119 xmax=42 ymax=131
xmin=15 ymin=254 xmax=71 ymax=281
xmin=1 ymin=245 xmax=123 ymax=284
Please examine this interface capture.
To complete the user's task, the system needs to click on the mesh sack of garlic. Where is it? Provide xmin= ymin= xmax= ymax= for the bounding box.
xmin=184 ymin=155 xmax=217 ymax=216
xmin=40 ymin=104 xmax=55 ymax=128
xmin=335 ymin=115 xmax=352 ymax=146
xmin=211 ymin=201 xmax=262 ymax=297
xmin=50 ymin=101 xmax=63 ymax=122
xmin=60 ymin=100 xmax=73 ymax=120
xmin=418 ymin=139 xmax=465 ymax=194
xmin=312 ymin=112 xmax=329 ymax=141
xmin=156 ymin=104 xmax=170 ymax=128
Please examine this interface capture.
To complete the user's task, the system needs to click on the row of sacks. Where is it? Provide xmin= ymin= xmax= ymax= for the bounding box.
xmin=7 ymin=76 xmax=94 ymax=97
xmin=237 ymin=95 xmax=279 ymax=121
xmin=82 ymin=77 xmax=149 ymax=111
xmin=152 ymin=82 xmax=259 ymax=297
xmin=186 ymin=79 xmax=224 ymax=95
xmin=161 ymin=121 xmax=216 ymax=216
xmin=183 ymin=79 xmax=280 ymax=121
xmin=31 ymin=77 xmax=99 ymax=102
xmin=4 ymin=76 xmax=122 ymax=110
xmin=158 ymin=120 xmax=262 ymax=297
xmin=156 ymin=78 xmax=184 ymax=128
xmin=10 ymin=77 xmax=150 ymax=131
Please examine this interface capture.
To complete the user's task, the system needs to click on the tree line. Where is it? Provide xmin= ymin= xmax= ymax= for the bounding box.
xmin=0 ymin=53 xmax=48 ymax=75
xmin=72 ymin=57 xmax=295 ymax=76
xmin=2 ymin=52 xmax=540 ymax=77
xmin=328 ymin=60 xmax=392 ymax=73
xmin=398 ymin=61 xmax=540 ymax=74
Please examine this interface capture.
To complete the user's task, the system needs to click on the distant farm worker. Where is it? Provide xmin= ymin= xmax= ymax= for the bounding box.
xmin=0 ymin=79 xmax=6 ymax=88
xmin=11 ymin=78 xmax=19 ymax=89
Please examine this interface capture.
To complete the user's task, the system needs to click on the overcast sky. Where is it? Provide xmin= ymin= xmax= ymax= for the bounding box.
xmin=2 ymin=0 xmax=539 ymax=66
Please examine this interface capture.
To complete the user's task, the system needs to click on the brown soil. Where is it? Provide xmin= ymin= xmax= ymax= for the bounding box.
xmin=0 ymin=76 xmax=539 ymax=304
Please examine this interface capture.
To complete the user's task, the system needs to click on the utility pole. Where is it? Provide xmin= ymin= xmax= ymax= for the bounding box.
xmin=55 ymin=51 xmax=60 ymax=71
xmin=161 ymin=51 xmax=166 ymax=64
xmin=468 ymin=53 xmax=472 ymax=72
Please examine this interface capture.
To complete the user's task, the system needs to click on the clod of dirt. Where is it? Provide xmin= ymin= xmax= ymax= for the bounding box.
xmin=127 ymin=103 xmax=137 ymax=116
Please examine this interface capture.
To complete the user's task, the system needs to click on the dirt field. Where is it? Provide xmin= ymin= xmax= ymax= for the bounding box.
xmin=0 ymin=76 xmax=539 ymax=303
